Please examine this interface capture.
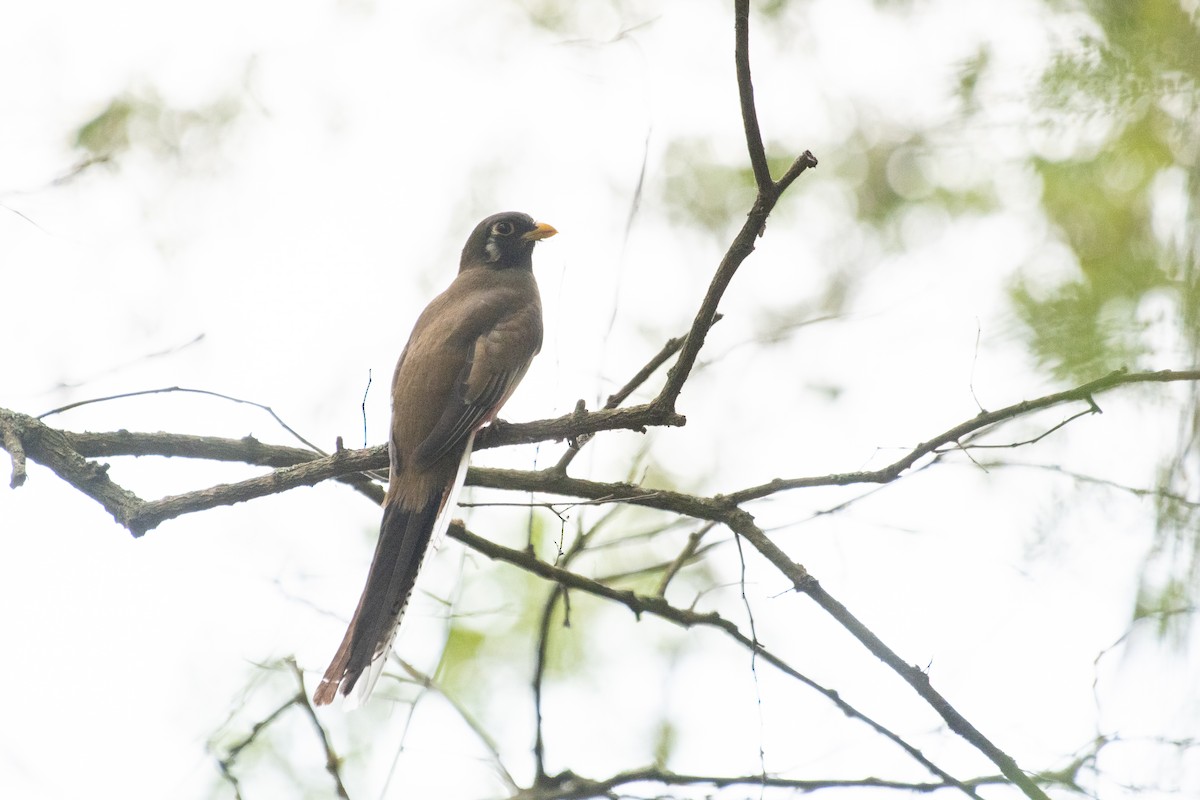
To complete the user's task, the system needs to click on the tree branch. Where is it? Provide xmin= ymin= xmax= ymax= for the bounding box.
xmin=39 ymin=385 xmax=328 ymax=454
xmin=449 ymin=522 xmax=982 ymax=796
xmin=735 ymin=0 xmax=771 ymax=191
xmin=720 ymin=510 xmax=1051 ymax=800
xmin=6 ymin=369 xmax=1197 ymax=536
xmin=1 ymin=415 xmax=27 ymax=488
xmin=474 ymin=399 xmax=685 ymax=450
xmin=553 ymin=318 xmax=706 ymax=474
xmin=390 ymin=657 xmax=520 ymax=794
xmin=649 ymin=1 xmax=819 ymax=416
xmin=8 ymin=364 xmax=1178 ymax=797
xmin=213 ymin=658 xmax=349 ymax=800
xmin=1 ymin=407 xmax=145 ymax=525
xmin=510 ymin=766 xmax=1008 ymax=800
xmin=724 ymin=368 xmax=1200 ymax=503
xmin=286 ymin=659 xmax=351 ymax=800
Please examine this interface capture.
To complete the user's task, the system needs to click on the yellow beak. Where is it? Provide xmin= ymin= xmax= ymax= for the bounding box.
xmin=522 ymin=222 xmax=557 ymax=242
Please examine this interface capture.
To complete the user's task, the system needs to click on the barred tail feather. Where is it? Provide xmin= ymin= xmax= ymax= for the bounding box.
xmin=345 ymin=434 xmax=476 ymax=707
xmin=313 ymin=497 xmax=440 ymax=706
xmin=313 ymin=434 xmax=479 ymax=707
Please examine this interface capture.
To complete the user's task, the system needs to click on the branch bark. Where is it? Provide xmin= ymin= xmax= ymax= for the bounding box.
xmin=5 ymin=369 xmax=1196 ymax=535
xmin=9 ymin=367 xmax=1183 ymax=795
xmin=450 ymin=522 xmax=982 ymax=796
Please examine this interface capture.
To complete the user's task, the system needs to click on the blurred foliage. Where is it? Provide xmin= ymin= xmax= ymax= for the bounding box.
xmin=75 ymin=96 xmax=137 ymax=156
xmin=1015 ymin=9 xmax=1197 ymax=380
xmin=1011 ymin=114 xmax=1172 ymax=377
xmin=436 ymin=620 xmax=490 ymax=698
xmin=660 ymin=138 xmax=761 ymax=236
xmin=518 ymin=0 xmax=648 ymax=39
xmin=661 ymin=131 xmax=999 ymax=243
xmin=433 ymin=511 xmax=586 ymax=709
xmin=844 ymin=129 xmax=998 ymax=225
xmin=58 ymin=0 xmax=1198 ymax=790
xmin=655 ymin=0 xmax=1200 ymax=643
xmin=432 ymin=503 xmax=713 ymax=727
xmin=954 ymin=45 xmax=992 ymax=115
xmin=1014 ymin=0 xmax=1200 ymax=638
xmin=205 ymin=661 xmax=358 ymax=800
xmin=73 ymin=89 xmax=241 ymax=166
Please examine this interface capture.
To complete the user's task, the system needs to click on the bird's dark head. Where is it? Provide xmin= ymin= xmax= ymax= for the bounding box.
xmin=461 ymin=211 xmax=556 ymax=271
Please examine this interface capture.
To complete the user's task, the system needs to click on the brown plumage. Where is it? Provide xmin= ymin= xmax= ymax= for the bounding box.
xmin=314 ymin=212 xmax=555 ymax=706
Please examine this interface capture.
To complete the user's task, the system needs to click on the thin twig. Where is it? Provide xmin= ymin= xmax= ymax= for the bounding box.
xmin=721 ymin=510 xmax=1048 ymax=800
xmin=554 ymin=321 xmax=704 ymax=474
xmin=216 ymin=696 xmax=295 ymax=798
xmin=390 ymin=657 xmax=520 ymax=793
xmin=734 ymin=0 xmax=771 ymax=191
xmin=980 ymin=460 xmax=1200 ymax=508
xmin=725 ymin=368 xmax=1200 ymax=503
xmin=732 ymin=531 xmax=768 ymax=798
xmin=5 ymin=369 xmax=1198 ymax=537
xmin=449 ymin=522 xmax=981 ymax=796
xmin=287 ymin=659 xmax=351 ymax=799
xmin=532 ymin=585 xmax=563 ymax=786
xmin=655 ymin=522 xmax=714 ymax=596
xmin=948 ymin=405 xmax=1097 ymax=451
xmin=775 ymin=149 xmax=819 ymax=194
xmin=532 ymin=509 xmax=597 ymax=785
xmin=38 ymin=385 xmax=327 ymax=455
xmin=509 ymin=766 xmax=1007 ymax=800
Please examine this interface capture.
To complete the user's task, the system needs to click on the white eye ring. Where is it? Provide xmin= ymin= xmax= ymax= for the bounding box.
xmin=491 ymin=221 xmax=515 ymax=236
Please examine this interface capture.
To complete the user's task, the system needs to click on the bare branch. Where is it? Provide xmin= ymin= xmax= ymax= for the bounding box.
xmin=213 ymin=659 xmax=350 ymax=800
xmin=5 ymin=369 xmax=1197 ymax=537
xmin=1 ymin=415 xmax=27 ymax=488
xmin=0 ymin=407 xmax=144 ymax=526
xmin=554 ymin=318 xmax=706 ymax=474
xmin=776 ymin=149 xmax=820 ymax=194
xmin=655 ymin=522 xmax=714 ymax=596
xmin=68 ymin=429 xmax=322 ymax=466
xmin=39 ymin=385 xmax=327 ymax=455
xmin=510 ymin=766 xmax=1008 ymax=800
xmin=64 ymin=428 xmax=386 ymax=504
xmin=11 ymin=368 xmax=1189 ymax=796
xmin=645 ymin=2 xmax=822 ymax=416
xmin=644 ymin=0 xmax=820 ymax=423
xmin=286 ymin=659 xmax=351 ymax=800
xmin=983 ymin=460 xmax=1200 ymax=508
xmin=735 ymin=0 xmax=771 ymax=191
xmin=607 ymin=324 xmax=706 ymax=410
xmin=721 ymin=510 xmax=1050 ymax=800
xmin=532 ymin=585 xmax=561 ymax=787
xmin=725 ymin=368 xmax=1200 ymax=503
xmin=650 ymin=211 xmax=763 ymax=413
xmin=215 ymin=695 xmax=293 ymax=800
xmin=387 ymin=657 xmax=520 ymax=794
xmin=8 ymin=363 xmax=1162 ymax=796
xmin=449 ymin=522 xmax=981 ymax=796
xmin=475 ymin=398 xmax=685 ymax=450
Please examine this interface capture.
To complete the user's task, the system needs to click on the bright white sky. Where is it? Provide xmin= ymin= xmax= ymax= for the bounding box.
xmin=1 ymin=1 xmax=1197 ymax=799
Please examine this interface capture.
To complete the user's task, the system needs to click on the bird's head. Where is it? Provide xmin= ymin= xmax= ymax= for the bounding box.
xmin=461 ymin=211 xmax=557 ymax=271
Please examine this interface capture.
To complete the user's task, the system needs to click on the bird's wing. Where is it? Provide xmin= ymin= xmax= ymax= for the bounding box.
xmin=413 ymin=313 xmax=538 ymax=467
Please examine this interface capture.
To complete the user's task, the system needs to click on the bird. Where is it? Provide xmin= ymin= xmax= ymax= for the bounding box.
xmin=313 ymin=211 xmax=556 ymax=706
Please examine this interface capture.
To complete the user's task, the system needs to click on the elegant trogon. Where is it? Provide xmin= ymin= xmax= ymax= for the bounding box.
xmin=314 ymin=211 xmax=556 ymax=706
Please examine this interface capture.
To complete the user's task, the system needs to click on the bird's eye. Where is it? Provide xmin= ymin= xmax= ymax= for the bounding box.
xmin=491 ymin=221 xmax=515 ymax=236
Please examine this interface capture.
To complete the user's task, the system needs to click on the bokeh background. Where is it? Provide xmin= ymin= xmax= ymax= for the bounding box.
xmin=1 ymin=1 xmax=1198 ymax=798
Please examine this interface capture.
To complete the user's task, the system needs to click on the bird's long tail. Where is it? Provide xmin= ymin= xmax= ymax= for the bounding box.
xmin=313 ymin=434 xmax=475 ymax=706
